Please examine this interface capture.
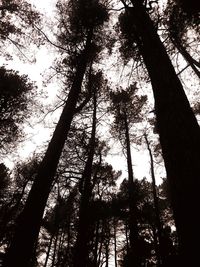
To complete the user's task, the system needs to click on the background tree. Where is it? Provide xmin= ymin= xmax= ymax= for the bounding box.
xmin=109 ymin=84 xmax=147 ymax=266
xmin=0 ymin=0 xmax=41 ymax=59
xmin=163 ymin=0 xmax=200 ymax=79
xmin=0 ymin=157 xmax=40 ymax=249
xmin=0 ymin=66 xmax=37 ymax=155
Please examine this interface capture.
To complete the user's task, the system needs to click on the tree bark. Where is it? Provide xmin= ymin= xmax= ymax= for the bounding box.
xmin=126 ymin=1 xmax=200 ymax=264
xmin=3 ymin=32 xmax=93 ymax=267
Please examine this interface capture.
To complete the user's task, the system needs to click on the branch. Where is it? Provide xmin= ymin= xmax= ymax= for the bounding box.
xmin=7 ymin=36 xmax=34 ymax=63
xmin=34 ymin=24 xmax=68 ymax=52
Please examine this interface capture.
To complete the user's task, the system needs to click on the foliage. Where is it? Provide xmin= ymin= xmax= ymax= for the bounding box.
xmin=164 ymin=0 xmax=200 ymax=42
xmin=116 ymin=9 xmax=141 ymax=63
xmin=0 ymin=157 xmax=40 ymax=249
xmin=0 ymin=0 xmax=41 ymax=58
xmin=55 ymin=0 xmax=110 ymax=83
xmin=0 ymin=66 xmax=37 ymax=153
xmin=109 ymin=83 xmax=147 ymax=145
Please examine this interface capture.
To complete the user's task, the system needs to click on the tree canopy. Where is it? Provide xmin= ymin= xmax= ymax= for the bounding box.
xmin=0 ymin=0 xmax=199 ymax=266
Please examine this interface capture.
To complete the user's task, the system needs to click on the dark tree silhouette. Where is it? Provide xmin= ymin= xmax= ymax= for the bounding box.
xmin=0 ymin=0 xmax=40 ymax=58
xmin=0 ymin=157 xmax=40 ymax=248
xmin=119 ymin=0 xmax=200 ymax=264
xmin=73 ymin=76 xmax=98 ymax=267
xmin=3 ymin=1 xmax=109 ymax=266
xmin=144 ymin=133 xmax=163 ymax=266
xmin=110 ymin=85 xmax=147 ymax=266
xmin=164 ymin=0 xmax=200 ymax=79
xmin=0 ymin=67 xmax=37 ymax=154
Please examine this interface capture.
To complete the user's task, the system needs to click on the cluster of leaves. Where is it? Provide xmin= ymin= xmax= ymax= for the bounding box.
xmin=56 ymin=0 xmax=110 ymax=80
xmin=116 ymin=9 xmax=141 ymax=63
xmin=109 ymin=83 xmax=147 ymax=145
xmin=0 ymin=66 xmax=37 ymax=153
xmin=0 ymin=0 xmax=41 ymax=59
xmin=164 ymin=0 xmax=200 ymax=42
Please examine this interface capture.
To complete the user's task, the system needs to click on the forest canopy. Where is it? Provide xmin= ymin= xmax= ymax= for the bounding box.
xmin=0 ymin=0 xmax=199 ymax=267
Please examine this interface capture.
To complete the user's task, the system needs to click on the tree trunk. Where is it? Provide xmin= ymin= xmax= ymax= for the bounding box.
xmin=144 ymin=133 xmax=163 ymax=266
xmin=105 ymin=242 xmax=109 ymax=267
xmin=113 ymin=219 xmax=118 ymax=267
xmin=44 ymin=233 xmax=54 ymax=267
xmin=3 ymin=32 xmax=93 ymax=267
xmin=125 ymin=220 xmax=129 ymax=252
xmin=172 ymin=38 xmax=200 ymax=79
xmin=127 ymin=1 xmax=200 ymax=264
xmin=51 ymin=232 xmax=59 ymax=267
xmin=97 ymin=223 xmax=103 ymax=267
xmin=94 ymin=220 xmax=100 ymax=267
xmin=73 ymin=89 xmax=97 ymax=267
xmin=124 ymin=112 xmax=140 ymax=266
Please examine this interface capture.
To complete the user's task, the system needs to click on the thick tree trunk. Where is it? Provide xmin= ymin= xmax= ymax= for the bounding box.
xmin=3 ymin=33 xmax=93 ymax=267
xmin=127 ymin=1 xmax=200 ymax=264
xmin=73 ymin=90 xmax=97 ymax=267
xmin=124 ymin=112 xmax=140 ymax=266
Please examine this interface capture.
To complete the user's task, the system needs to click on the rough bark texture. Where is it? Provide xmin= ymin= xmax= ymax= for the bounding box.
xmin=128 ymin=1 xmax=200 ymax=264
xmin=3 ymin=34 xmax=93 ymax=267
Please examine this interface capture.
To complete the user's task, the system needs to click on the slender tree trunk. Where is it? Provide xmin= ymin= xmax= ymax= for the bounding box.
xmin=144 ymin=134 xmax=163 ymax=266
xmin=113 ymin=219 xmax=118 ymax=267
xmin=124 ymin=112 xmax=140 ymax=266
xmin=44 ymin=233 xmax=54 ymax=267
xmin=97 ymin=222 xmax=103 ymax=267
xmin=51 ymin=232 xmax=59 ymax=267
xmin=94 ymin=220 xmax=100 ymax=267
xmin=105 ymin=242 xmax=109 ymax=267
xmin=172 ymin=38 xmax=200 ymax=79
xmin=126 ymin=1 xmax=200 ymax=264
xmin=73 ymin=90 xmax=97 ymax=267
xmin=3 ymin=32 xmax=93 ymax=267
xmin=125 ymin=220 xmax=129 ymax=252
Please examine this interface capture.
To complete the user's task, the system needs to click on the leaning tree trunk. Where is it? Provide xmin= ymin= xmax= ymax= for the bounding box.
xmin=3 ymin=31 xmax=93 ymax=267
xmin=126 ymin=1 xmax=200 ymax=264
xmin=172 ymin=37 xmax=200 ymax=79
xmin=124 ymin=112 xmax=141 ymax=267
xmin=73 ymin=89 xmax=97 ymax=267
